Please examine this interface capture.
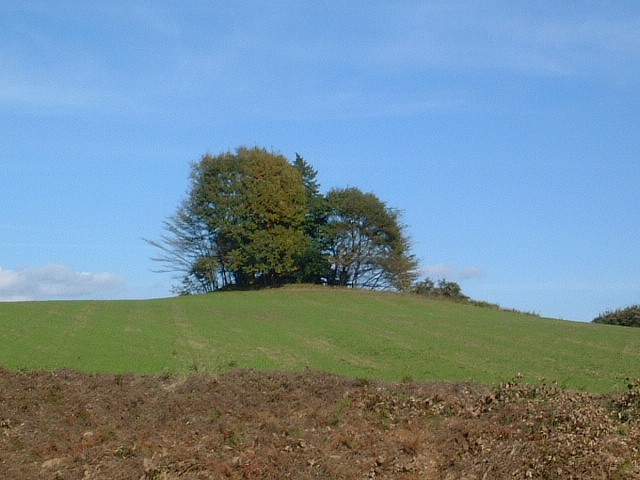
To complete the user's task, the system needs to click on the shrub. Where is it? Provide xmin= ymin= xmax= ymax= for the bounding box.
xmin=593 ymin=305 xmax=640 ymax=327
xmin=412 ymin=277 xmax=467 ymax=300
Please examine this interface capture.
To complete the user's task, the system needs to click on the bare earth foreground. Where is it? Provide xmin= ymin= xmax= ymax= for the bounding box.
xmin=1 ymin=369 xmax=639 ymax=479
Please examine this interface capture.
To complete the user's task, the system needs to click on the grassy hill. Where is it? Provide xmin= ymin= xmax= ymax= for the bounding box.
xmin=1 ymin=286 xmax=638 ymax=393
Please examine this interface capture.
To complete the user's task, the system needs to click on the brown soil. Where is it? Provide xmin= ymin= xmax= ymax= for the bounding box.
xmin=1 ymin=368 xmax=639 ymax=479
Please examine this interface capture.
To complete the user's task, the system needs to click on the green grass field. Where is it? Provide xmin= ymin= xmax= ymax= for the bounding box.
xmin=1 ymin=287 xmax=638 ymax=393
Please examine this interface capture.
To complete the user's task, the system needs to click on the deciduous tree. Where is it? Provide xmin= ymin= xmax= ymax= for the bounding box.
xmin=148 ymin=147 xmax=307 ymax=292
xmin=324 ymin=187 xmax=417 ymax=290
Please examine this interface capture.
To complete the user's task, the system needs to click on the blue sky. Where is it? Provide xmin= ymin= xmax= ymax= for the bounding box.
xmin=1 ymin=1 xmax=639 ymax=321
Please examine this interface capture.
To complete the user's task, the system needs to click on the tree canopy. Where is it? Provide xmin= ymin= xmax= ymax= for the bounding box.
xmin=148 ymin=146 xmax=416 ymax=294
xmin=324 ymin=187 xmax=417 ymax=290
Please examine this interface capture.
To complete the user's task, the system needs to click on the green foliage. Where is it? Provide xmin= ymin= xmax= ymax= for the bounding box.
xmin=593 ymin=305 xmax=640 ymax=327
xmin=324 ymin=187 xmax=417 ymax=290
xmin=149 ymin=147 xmax=308 ymax=291
xmin=227 ymin=148 xmax=307 ymax=285
xmin=291 ymin=154 xmax=332 ymax=284
xmin=413 ymin=277 xmax=467 ymax=299
xmin=293 ymin=153 xmax=321 ymax=197
xmin=148 ymin=147 xmax=417 ymax=293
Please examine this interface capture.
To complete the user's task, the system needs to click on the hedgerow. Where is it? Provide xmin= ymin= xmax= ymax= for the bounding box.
xmin=593 ymin=304 xmax=640 ymax=327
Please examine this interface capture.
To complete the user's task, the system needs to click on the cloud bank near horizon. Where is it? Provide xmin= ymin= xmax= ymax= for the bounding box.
xmin=417 ymin=264 xmax=486 ymax=281
xmin=0 ymin=264 xmax=125 ymax=301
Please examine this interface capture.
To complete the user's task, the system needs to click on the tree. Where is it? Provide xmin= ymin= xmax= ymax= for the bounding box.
xmin=291 ymin=154 xmax=331 ymax=284
xmin=145 ymin=196 xmax=221 ymax=294
xmin=324 ymin=187 xmax=417 ymax=290
xmin=148 ymin=147 xmax=308 ymax=292
xmin=227 ymin=149 xmax=307 ymax=286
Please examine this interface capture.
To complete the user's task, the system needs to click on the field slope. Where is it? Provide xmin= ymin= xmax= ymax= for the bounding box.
xmin=1 ymin=287 xmax=638 ymax=393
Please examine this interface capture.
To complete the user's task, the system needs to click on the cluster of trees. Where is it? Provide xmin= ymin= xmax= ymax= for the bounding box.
xmin=148 ymin=147 xmax=417 ymax=294
xmin=593 ymin=305 xmax=640 ymax=328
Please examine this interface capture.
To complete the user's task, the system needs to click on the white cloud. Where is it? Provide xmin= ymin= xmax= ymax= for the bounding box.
xmin=418 ymin=264 xmax=486 ymax=281
xmin=0 ymin=264 xmax=125 ymax=301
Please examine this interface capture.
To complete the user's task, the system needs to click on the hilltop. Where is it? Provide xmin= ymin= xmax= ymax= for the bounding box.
xmin=2 ymin=287 xmax=640 ymax=478
xmin=1 ymin=286 xmax=638 ymax=393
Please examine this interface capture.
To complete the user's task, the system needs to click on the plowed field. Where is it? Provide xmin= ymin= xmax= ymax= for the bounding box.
xmin=1 ymin=369 xmax=639 ymax=479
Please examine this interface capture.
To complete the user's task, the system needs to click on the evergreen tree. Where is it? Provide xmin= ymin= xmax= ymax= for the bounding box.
xmin=292 ymin=154 xmax=331 ymax=284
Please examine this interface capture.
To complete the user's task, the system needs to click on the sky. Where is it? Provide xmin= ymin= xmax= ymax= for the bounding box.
xmin=1 ymin=1 xmax=639 ymax=321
